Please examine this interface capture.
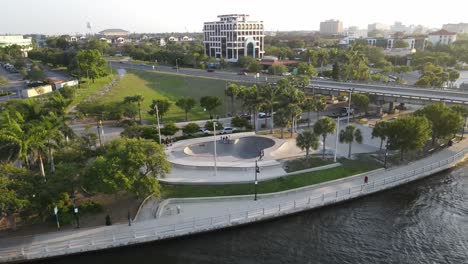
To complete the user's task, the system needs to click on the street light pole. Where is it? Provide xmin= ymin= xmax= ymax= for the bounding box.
xmin=97 ymin=120 xmax=102 ymax=147
xmin=213 ymin=121 xmax=218 ymax=177
xmin=254 ymin=160 xmax=259 ymax=201
xmin=334 ymin=116 xmax=341 ymax=162
xmin=384 ymin=141 xmax=389 ymax=169
xmin=154 ymin=104 xmax=161 ymax=144
xmin=347 ymin=88 xmax=353 ymax=125
xmin=70 ymin=192 xmax=80 ymax=228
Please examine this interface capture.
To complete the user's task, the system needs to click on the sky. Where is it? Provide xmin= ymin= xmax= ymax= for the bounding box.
xmin=1 ymin=0 xmax=467 ymax=35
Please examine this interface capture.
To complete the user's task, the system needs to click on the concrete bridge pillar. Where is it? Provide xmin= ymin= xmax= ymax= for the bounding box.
xmin=388 ymin=102 xmax=394 ymax=114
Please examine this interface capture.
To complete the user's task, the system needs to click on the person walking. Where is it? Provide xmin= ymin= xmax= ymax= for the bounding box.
xmin=364 ymin=176 xmax=368 ymax=184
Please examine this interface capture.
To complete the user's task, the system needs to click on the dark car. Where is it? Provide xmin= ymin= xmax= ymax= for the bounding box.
xmin=237 ymin=72 xmax=248 ymax=75
xmin=207 ymin=68 xmax=215 ymax=72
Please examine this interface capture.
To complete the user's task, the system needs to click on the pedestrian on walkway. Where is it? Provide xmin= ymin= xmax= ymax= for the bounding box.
xmin=364 ymin=176 xmax=368 ymax=184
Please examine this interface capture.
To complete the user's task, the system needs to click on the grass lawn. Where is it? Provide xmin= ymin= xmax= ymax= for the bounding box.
xmin=284 ymin=156 xmax=334 ymax=172
xmin=67 ymin=75 xmax=116 ymax=111
xmin=92 ymin=70 xmax=239 ymax=123
xmin=161 ymin=156 xmax=382 ymax=198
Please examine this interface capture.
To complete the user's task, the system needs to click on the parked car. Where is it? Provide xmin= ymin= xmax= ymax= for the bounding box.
xmin=237 ymin=72 xmax=248 ymax=75
xmin=220 ymin=127 xmax=237 ymax=134
xmin=341 ymin=107 xmax=354 ymax=114
xmin=207 ymin=68 xmax=215 ymax=72
xmin=240 ymin=113 xmax=251 ymax=120
xmin=258 ymin=112 xmax=267 ymax=118
xmin=281 ymin=72 xmax=292 ymax=76
xmin=326 ymin=98 xmax=339 ymax=104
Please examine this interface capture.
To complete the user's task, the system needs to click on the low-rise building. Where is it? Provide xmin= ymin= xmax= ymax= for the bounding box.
xmin=0 ymin=35 xmax=33 ymax=57
xmin=442 ymin=23 xmax=468 ymax=34
xmin=427 ymin=29 xmax=457 ymax=46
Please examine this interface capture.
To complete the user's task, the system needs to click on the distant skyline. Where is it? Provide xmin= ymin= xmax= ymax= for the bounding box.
xmin=1 ymin=0 xmax=467 ymax=35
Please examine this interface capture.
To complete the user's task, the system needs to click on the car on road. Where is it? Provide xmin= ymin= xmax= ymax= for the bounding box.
xmin=220 ymin=127 xmax=237 ymax=134
xmin=237 ymin=72 xmax=248 ymax=75
xmin=281 ymin=72 xmax=292 ymax=76
xmin=207 ymin=68 xmax=215 ymax=72
xmin=240 ymin=113 xmax=251 ymax=120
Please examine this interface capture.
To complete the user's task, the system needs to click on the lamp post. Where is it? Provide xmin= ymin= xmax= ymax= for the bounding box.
xmin=347 ymin=88 xmax=354 ymax=125
xmin=254 ymin=160 xmax=260 ymax=201
xmin=334 ymin=116 xmax=342 ymax=162
xmin=53 ymin=206 xmax=60 ymax=230
xmin=212 ymin=120 xmax=218 ymax=177
xmin=70 ymin=192 xmax=80 ymax=228
xmin=384 ymin=141 xmax=389 ymax=169
xmin=97 ymin=120 xmax=103 ymax=147
xmin=154 ymin=104 xmax=161 ymax=144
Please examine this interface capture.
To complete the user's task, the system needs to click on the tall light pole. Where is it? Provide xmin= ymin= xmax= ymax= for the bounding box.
xmin=347 ymin=88 xmax=354 ymax=125
xmin=213 ymin=121 xmax=218 ymax=177
xmin=334 ymin=116 xmax=342 ymax=162
xmin=70 ymin=191 xmax=80 ymax=228
xmin=97 ymin=120 xmax=103 ymax=147
xmin=154 ymin=104 xmax=161 ymax=144
xmin=254 ymin=160 xmax=260 ymax=200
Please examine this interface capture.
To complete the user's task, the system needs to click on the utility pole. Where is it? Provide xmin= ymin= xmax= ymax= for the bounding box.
xmin=154 ymin=104 xmax=161 ymax=144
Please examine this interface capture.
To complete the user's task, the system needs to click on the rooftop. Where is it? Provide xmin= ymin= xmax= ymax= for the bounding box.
xmin=99 ymin=28 xmax=129 ymax=33
xmin=428 ymin=29 xmax=456 ymax=36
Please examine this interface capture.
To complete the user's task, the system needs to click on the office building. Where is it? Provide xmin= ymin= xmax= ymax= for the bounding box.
xmin=320 ymin=19 xmax=344 ymax=35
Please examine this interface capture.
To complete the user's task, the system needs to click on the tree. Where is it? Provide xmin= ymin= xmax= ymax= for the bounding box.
xmin=316 ymin=49 xmax=329 ymax=74
xmin=372 ymin=121 xmax=390 ymax=154
xmin=313 ymin=117 xmax=336 ymax=159
xmin=148 ymin=99 xmax=171 ymax=121
xmin=269 ymin=64 xmax=288 ymax=75
xmin=313 ymin=94 xmax=327 ymax=120
xmin=200 ymin=96 xmax=222 ymax=119
xmin=26 ymin=63 xmax=45 ymax=82
xmin=296 ymin=130 xmax=319 ymax=162
xmin=331 ymin=62 xmax=340 ymax=80
xmin=124 ymin=95 xmax=144 ymax=124
xmin=182 ymin=123 xmax=200 ymax=135
xmin=238 ymin=85 xmax=262 ymax=131
xmin=297 ymin=62 xmax=317 ymax=77
xmin=447 ymin=69 xmax=460 ymax=88
xmin=302 ymin=97 xmax=316 ymax=129
xmin=387 ymin=116 xmax=431 ymax=161
xmin=339 ymin=125 xmax=363 ymax=158
xmin=69 ymin=49 xmax=108 ymax=82
xmin=204 ymin=120 xmax=223 ymax=131
xmin=83 ymin=138 xmax=170 ymax=197
xmin=248 ymin=61 xmax=262 ymax=73
xmin=231 ymin=116 xmax=250 ymax=129
xmin=416 ymin=103 xmax=463 ymax=145
xmin=274 ymin=109 xmax=290 ymax=139
xmin=451 ymin=105 xmax=468 ymax=138
xmin=259 ymin=83 xmax=282 ymax=134
xmin=352 ymin=94 xmax=370 ymax=115
xmin=161 ymin=122 xmax=179 ymax=138
xmin=394 ymin=40 xmax=409 ymax=48
xmin=0 ymin=76 xmax=8 ymax=86
xmin=225 ymin=84 xmax=240 ymax=115
xmin=176 ymin=97 xmax=196 ymax=121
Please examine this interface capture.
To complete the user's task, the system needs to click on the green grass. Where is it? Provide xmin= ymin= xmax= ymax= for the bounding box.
xmin=92 ymin=70 xmax=238 ymax=123
xmin=67 ymin=75 xmax=116 ymax=110
xmin=284 ymin=157 xmax=334 ymax=172
xmin=161 ymin=156 xmax=382 ymax=198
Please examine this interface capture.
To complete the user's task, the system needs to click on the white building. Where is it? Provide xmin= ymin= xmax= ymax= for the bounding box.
xmin=368 ymin=23 xmax=390 ymax=32
xmin=320 ymin=19 xmax=344 ymax=35
xmin=203 ymin=14 xmax=265 ymax=62
xmin=0 ymin=35 xmax=33 ymax=57
xmin=427 ymin=29 xmax=457 ymax=46
xmin=344 ymin=26 xmax=368 ymax=38
xmin=442 ymin=23 xmax=468 ymax=33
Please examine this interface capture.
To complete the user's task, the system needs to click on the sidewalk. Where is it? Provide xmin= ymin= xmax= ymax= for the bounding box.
xmin=1 ymin=138 xmax=467 ymax=263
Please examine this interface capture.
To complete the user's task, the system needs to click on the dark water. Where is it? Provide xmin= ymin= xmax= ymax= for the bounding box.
xmin=44 ymin=164 xmax=468 ymax=264
xmin=189 ymin=136 xmax=275 ymax=159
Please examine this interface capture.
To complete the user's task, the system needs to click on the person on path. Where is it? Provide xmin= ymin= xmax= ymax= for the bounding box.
xmin=364 ymin=176 xmax=368 ymax=184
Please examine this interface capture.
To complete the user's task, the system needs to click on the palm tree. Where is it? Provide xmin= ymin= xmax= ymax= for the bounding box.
xmin=372 ymin=121 xmax=389 ymax=156
xmin=317 ymin=48 xmax=329 ymax=74
xmin=274 ymin=109 xmax=290 ymax=139
xmin=279 ymin=85 xmax=305 ymax=137
xmin=225 ymin=83 xmax=240 ymax=115
xmin=239 ymin=85 xmax=261 ymax=131
xmin=339 ymin=125 xmax=363 ymax=159
xmin=296 ymin=130 xmax=319 ymax=162
xmin=259 ymin=83 xmax=282 ymax=134
xmin=124 ymin=95 xmax=145 ymax=124
xmin=313 ymin=94 xmax=327 ymax=120
xmin=313 ymin=117 xmax=336 ymax=159
xmin=302 ymin=97 xmax=316 ymax=129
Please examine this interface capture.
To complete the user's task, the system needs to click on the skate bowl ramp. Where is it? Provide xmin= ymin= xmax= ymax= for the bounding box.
xmin=185 ymin=136 xmax=275 ymax=159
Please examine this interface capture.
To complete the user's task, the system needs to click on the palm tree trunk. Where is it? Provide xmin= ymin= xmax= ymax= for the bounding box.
xmin=308 ymin=110 xmax=311 ymax=129
xmin=38 ymin=154 xmax=46 ymax=179
xmin=270 ymin=106 xmax=274 ymax=134
xmin=322 ymin=136 xmax=326 ymax=159
xmin=138 ymin=102 xmax=142 ymax=124
xmin=231 ymin=97 xmax=235 ymax=115
xmin=48 ymin=146 xmax=55 ymax=173
xmin=306 ymin=148 xmax=309 ymax=163
xmin=290 ymin=117 xmax=294 ymax=138
xmin=348 ymin=142 xmax=352 ymax=159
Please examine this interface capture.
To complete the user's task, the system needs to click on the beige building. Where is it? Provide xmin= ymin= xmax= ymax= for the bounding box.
xmin=320 ymin=19 xmax=343 ymax=35
xmin=203 ymin=14 xmax=265 ymax=62
xmin=428 ymin=29 xmax=457 ymax=46
xmin=0 ymin=35 xmax=33 ymax=57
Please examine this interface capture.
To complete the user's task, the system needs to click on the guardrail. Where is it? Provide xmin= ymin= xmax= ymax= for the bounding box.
xmin=1 ymin=146 xmax=467 ymax=262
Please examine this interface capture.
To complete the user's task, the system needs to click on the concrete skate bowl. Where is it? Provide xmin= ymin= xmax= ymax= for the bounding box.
xmin=185 ymin=136 xmax=275 ymax=159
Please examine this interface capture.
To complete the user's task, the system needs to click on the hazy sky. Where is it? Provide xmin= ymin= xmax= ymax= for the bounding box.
xmin=1 ymin=0 xmax=467 ymax=35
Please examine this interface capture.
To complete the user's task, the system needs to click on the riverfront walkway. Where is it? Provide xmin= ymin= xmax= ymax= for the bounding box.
xmin=0 ymin=138 xmax=467 ymax=263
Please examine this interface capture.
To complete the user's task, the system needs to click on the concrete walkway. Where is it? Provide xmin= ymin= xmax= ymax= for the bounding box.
xmin=1 ymin=138 xmax=467 ymax=263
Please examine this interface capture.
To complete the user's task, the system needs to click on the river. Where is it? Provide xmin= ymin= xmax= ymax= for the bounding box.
xmin=43 ymin=163 xmax=468 ymax=264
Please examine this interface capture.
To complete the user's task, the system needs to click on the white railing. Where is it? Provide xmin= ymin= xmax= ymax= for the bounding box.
xmin=1 ymin=147 xmax=467 ymax=262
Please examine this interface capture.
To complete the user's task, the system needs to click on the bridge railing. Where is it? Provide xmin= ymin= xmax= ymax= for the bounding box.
xmin=1 ymin=146 xmax=467 ymax=262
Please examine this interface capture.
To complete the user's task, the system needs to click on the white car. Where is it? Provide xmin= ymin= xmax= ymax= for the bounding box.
xmin=282 ymin=72 xmax=292 ymax=76
xmin=220 ymin=127 xmax=237 ymax=134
